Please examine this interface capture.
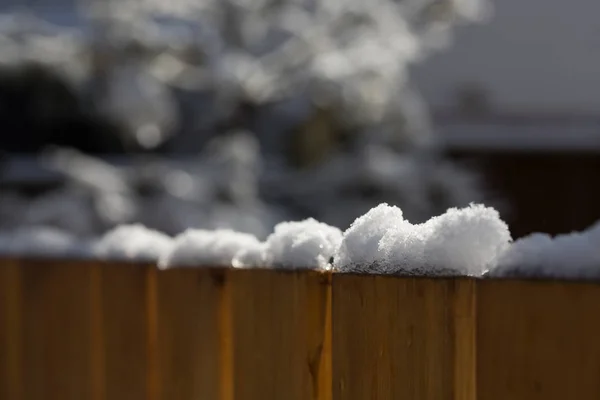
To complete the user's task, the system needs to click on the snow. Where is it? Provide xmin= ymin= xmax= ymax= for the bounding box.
xmin=93 ymin=224 xmax=173 ymax=262
xmin=333 ymin=204 xmax=406 ymax=272
xmin=422 ymin=204 xmax=512 ymax=275
xmin=158 ymin=228 xmax=261 ymax=268
xmin=489 ymin=221 xmax=600 ymax=278
xmin=231 ymin=242 xmax=267 ymax=269
xmin=5 ymin=203 xmax=600 ymax=280
xmin=0 ymin=226 xmax=88 ymax=258
xmin=334 ymin=203 xmax=511 ymax=276
xmin=261 ymin=219 xmax=343 ymax=270
xmin=159 ymin=219 xmax=342 ymax=270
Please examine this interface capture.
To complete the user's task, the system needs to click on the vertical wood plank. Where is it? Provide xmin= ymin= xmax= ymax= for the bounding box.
xmin=477 ymin=280 xmax=600 ymax=400
xmin=101 ymin=263 xmax=149 ymax=400
xmin=0 ymin=260 xmax=23 ymax=400
xmin=156 ymin=268 xmax=222 ymax=400
xmin=229 ymin=268 xmax=332 ymax=400
xmin=332 ymin=275 xmax=476 ymax=400
xmin=89 ymin=263 xmax=105 ymax=400
xmin=453 ymin=279 xmax=477 ymax=400
xmin=20 ymin=260 xmax=94 ymax=400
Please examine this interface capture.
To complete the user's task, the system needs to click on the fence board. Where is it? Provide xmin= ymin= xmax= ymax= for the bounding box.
xmin=155 ymin=268 xmax=222 ymax=400
xmin=7 ymin=258 xmax=600 ymax=400
xmin=0 ymin=260 xmax=23 ymax=400
xmin=100 ymin=263 xmax=149 ymax=400
xmin=19 ymin=261 xmax=95 ymax=400
xmin=332 ymin=275 xmax=476 ymax=400
xmin=477 ymin=279 xmax=600 ymax=400
xmin=229 ymin=269 xmax=332 ymax=400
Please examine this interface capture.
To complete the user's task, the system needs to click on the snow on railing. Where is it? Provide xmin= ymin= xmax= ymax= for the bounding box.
xmin=2 ymin=201 xmax=600 ymax=278
xmin=0 ymin=203 xmax=512 ymax=276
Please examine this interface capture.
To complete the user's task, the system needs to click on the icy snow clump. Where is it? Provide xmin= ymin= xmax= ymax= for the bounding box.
xmin=490 ymin=220 xmax=600 ymax=279
xmin=334 ymin=203 xmax=511 ymax=276
xmin=421 ymin=204 xmax=512 ymax=275
xmin=159 ymin=229 xmax=261 ymax=268
xmin=261 ymin=219 xmax=343 ymax=270
xmin=93 ymin=224 xmax=174 ymax=262
xmin=334 ymin=204 xmax=406 ymax=273
xmin=0 ymin=226 xmax=88 ymax=257
xmin=231 ymin=241 xmax=267 ymax=269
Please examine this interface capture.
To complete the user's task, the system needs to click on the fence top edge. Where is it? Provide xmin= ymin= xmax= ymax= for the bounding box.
xmin=2 ymin=257 xmax=600 ymax=286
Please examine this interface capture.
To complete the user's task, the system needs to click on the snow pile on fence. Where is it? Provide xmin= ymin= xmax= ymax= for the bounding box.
xmin=158 ymin=229 xmax=260 ymax=268
xmin=260 ymin=219 xmax=343 ymax=270
xmin=88 ymin=203 xmax=513 ymax=275
xmin=0 ymin=203 xmax=517 ymax=275
xmin=93 ymin=224 xmax=174 ymax=262
xmin=488 ymin=221 xmax=600 ymax=279
xmin=334 ymin=203 xmax=511 ymax=276
xmin=157 ymin=219 xmax=342 ymax=269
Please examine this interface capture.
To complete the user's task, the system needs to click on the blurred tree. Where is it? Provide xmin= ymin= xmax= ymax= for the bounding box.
xmin=0 ymin=62 xmax=127 ymax=153
xmin=0 ymin=0 xmax=502 ymax=236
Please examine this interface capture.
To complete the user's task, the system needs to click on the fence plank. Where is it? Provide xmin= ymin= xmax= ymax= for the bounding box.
xmin=332 ymin=275 xmax=476 ymax=400
xmin=156 ymin=268 xmax=222 ymax=400
xmin=100 ymin=263 xmax=149 ymax=400
xmin=477 ymin=280 xmax=600 ymax=400
xmin=19 ymin=260 xmax=95 ymax=400
xmin=0 ymin=260 xmax=23 ymax=400
xmin=229 ymin=268 xmax=332 ymax=400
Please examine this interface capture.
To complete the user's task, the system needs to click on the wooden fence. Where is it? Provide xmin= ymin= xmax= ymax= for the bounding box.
xmin=2 ymin=259 xmax=600 ymax=400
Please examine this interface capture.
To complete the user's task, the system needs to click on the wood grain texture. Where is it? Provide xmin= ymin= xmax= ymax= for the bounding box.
xmin=332 ymin=275 xmax=476 ymax=400
xmin=0 ymin=260 xmax=23 ymax=400
xmin=100 ymin=263 xmax=149 ymax=400
xmin=229 ymin=268 xmax=332 ymax=400
xmin=19 ymin=260 xmax=94 ymax=400
xmin=477 ymin=279 xmax=600 ymax=400
xmin=10 ymin=259 xmax=600 ymax=400
xmin=155 ymin=268 xmax=222 ymax=400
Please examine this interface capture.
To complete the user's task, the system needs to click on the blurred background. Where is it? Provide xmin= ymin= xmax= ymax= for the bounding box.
xmin=0 ymin=0 xmax=598 ymax=241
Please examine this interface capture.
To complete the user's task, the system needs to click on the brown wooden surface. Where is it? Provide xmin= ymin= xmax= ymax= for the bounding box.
xmin=6 ymin=259 xmax=600 ymax=400
xmin=100 ymin=263 xmax=149 ymax=400
xmin=0 ymin=259 xmax=23 ymax=400
xmin=155 ymin=268 xmax=222 ymax=400
xmin=477 ymin=279 xmax=600 ymax=400
xmin=19 ymin=261 xmax=95 ymax=400
xmin=332 ymin=275 xmax=477 ymax=400
xmin=229 ymin=268 xmax=332 ymax=400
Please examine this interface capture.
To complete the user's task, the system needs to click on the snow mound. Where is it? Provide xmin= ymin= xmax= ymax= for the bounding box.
xmin=423 ymin=204 xmax=512 ymax=275
xmin=159 ymin=229 xmax=261 ymax=268
xmin=93 ymin=224 xmax=173 ymax=262
xmin=232 ymin=242 xmax=266 ymax=269
xmin=334 ymin=204 xmax=406 ymax=273
xmin=489 ymin=221 xmax=600 ymax=278
xmin=334 ymin=203 xmax=511 ymax=276
xmin=262 ymin=219 xmax=343 ymax=270
xmin=0 ymin=226 xmax=87 ymax=257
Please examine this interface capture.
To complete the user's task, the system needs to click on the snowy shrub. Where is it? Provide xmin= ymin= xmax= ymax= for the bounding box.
xmin=0 ymin=0 xmax=501 ymax=270
xmin=0 ymin=0 xmax=496 ymax=238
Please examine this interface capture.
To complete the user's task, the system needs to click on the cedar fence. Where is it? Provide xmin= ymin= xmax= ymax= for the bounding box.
xmin=2 ymin=259 xmax=600 ymax=400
